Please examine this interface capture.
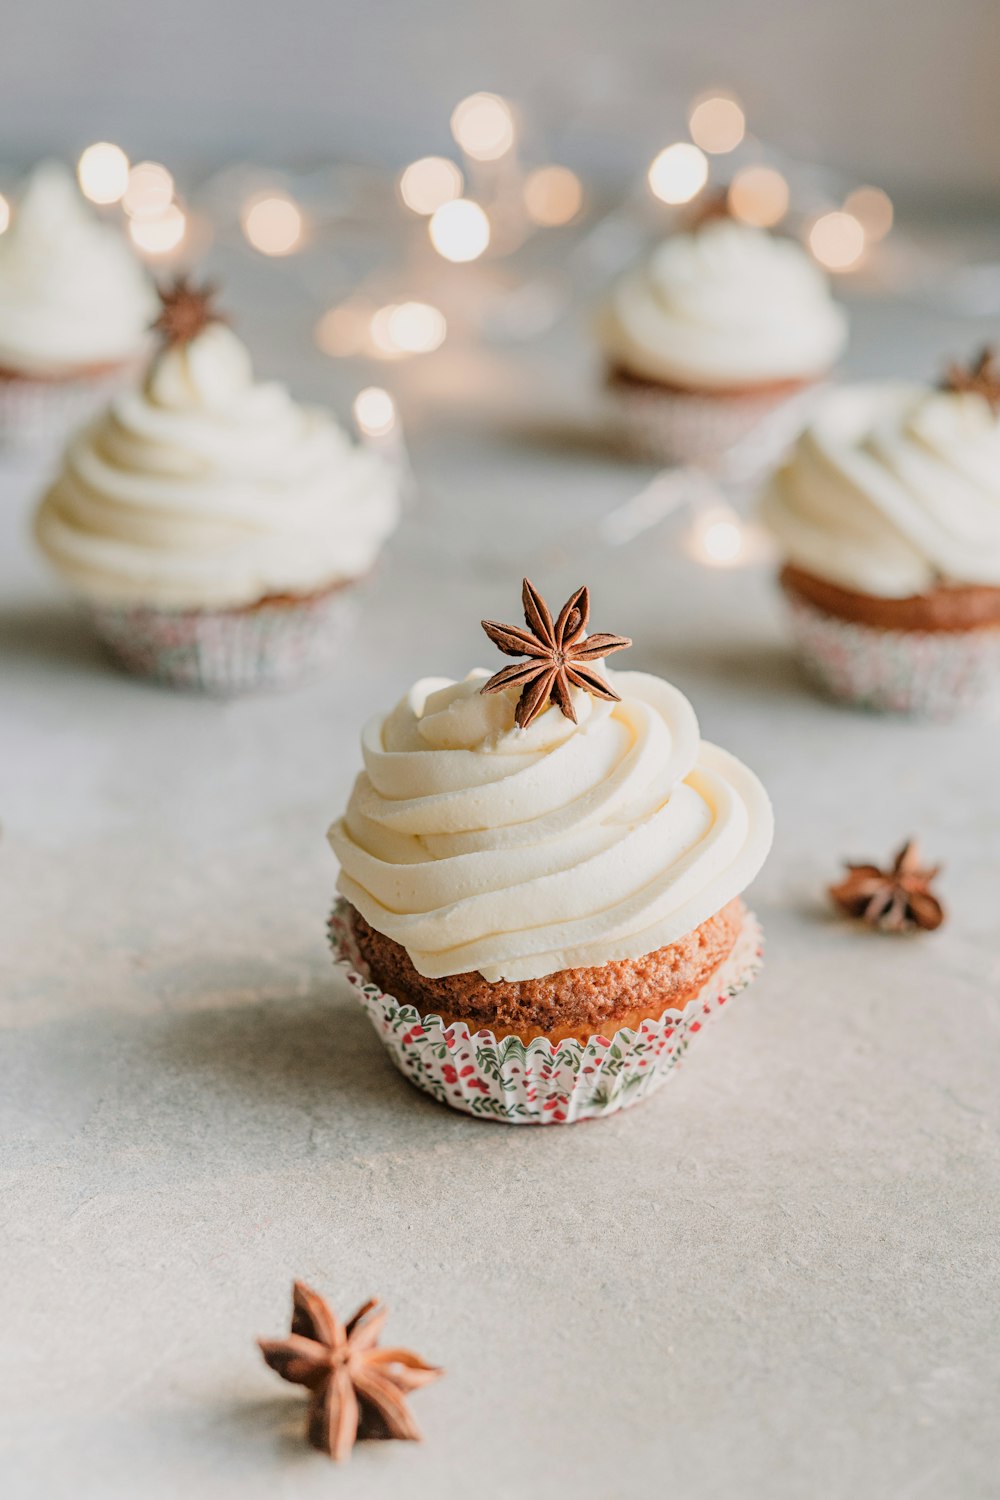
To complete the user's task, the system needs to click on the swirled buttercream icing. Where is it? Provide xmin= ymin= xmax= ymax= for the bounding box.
xmin=600 ymin=221 xmax=847 ymax=390
xmin=0 ymin=162 xmax=155 ymax=376
xmin=761 ymin=382 xmax=1000 ymax=597
xmin=329 ymin=668 xmax=773 ymax=982
xmin=35 ymin=321 xmax=401 ymax=609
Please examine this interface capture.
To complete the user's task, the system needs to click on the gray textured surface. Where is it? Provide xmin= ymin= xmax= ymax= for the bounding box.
xmin=2 ymin=280 xmax=999 ymax=1500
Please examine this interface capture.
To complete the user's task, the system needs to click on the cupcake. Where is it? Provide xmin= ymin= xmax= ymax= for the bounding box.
xmin=761 ymin=354 xmax=1000 ymax=718
xmin=599 ymin=219 xmax=848 ymax=472
xmin=0 ymin=161 xmax=155 ymax=450
xmin=34 ymin=279 xmax=401 ymax=693
xmin=327 ymin=578 xmax=773 ymax=1123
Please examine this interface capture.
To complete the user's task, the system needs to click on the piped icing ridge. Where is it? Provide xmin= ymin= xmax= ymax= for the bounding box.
xmin=329 ymin=666 xmax=772 ymax=983
xmin=600 ymin=220 xmax=847 ymax=390
xmin=761 ymin=381 xmax=1000 ymax=597
xmin=0 ymin=162 xmax=155 ymax=376
xmin=35 ymin=320 xmax=400 ymax=609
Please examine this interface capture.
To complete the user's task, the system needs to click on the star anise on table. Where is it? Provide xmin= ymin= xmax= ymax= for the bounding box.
xmin=481 ymin=578 xmax=632 ymax=729
xmin=258 ymin=1281 xmax=442 ymax=1462
xmin=829 ymin=840 xmax=945 ymax=933
xmin=941 ymin=347 xmax=1000 ymax=415
xmin=152 ymin=275 xmax=228 ymax=348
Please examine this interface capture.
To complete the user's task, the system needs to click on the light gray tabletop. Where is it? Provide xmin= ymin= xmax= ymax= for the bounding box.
xmin=2 ymin=268 xmax=998 ymax=1500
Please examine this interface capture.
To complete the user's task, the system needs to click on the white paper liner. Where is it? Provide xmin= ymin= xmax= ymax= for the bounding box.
xmin=609 ymin=378 xmax=821 ymax=481
xmin=0 ymin=364 xmax=136 ymax=453
xmin=87 ymin=588 xmax=357 ymax=694
xmin=785 ymin=591 xmax=1000 ymax=720
xmin=328 ymin=898 xmax=764 ymax=1124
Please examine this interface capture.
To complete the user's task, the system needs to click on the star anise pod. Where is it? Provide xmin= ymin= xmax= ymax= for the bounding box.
xmin=829 ymin=839 xmax=945 ymax=933
xmin=259 ymin=1281 xmax=442 ymax=1462
xmin=152 ymin=275 xmax=227 ymax=348
xmin=481 ymin=578 xmax=632 ymax=730
xmin=941 ymin=347 xmax=1000 ymax=415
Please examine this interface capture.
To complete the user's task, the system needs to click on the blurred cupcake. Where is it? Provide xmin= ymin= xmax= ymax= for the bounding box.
xmin=761 ymin=354 xmax=1000 ymax=718
xmin=35 ymin=279 xmax=401 ymax=693
xmin=599 ymin=219 xmax=847 ymax=472
xmin=0 ymin=162 xmax=155 ymax=450
xmin=328 ymin=578 xmax=773 ymax=1123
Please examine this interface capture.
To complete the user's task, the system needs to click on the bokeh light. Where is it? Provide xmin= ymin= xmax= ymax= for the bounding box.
xmin=428 ymin=198 xmax=490 ymax=261
xmin=0 ymin=194 xmax=9 ymax=235
xmin=523 ymin=165 xmax=584 ymax=226
xmin=688 ymin=94 xmax=746 ymax=155
xmin=648 ymin=143 xmax=709 ymax=205
xmin=128 ymin=203 xmax=186 ymax=256
xmin=809 ymin=210 xmax=866 ymax=271
xmin=241 ymin=193 xmax=303 ymax=255
xmin=123 ymin=162 xmax=175 ymax=221
xmin=691 ymin=506 xmax=746 ymax=566
xmin=843 ymin=185 xmax=893 ymax=242
xmin=399 ymin=156 xmax=464 ymax=215
xmin=370 ymin=301 xmax=447 ymax=356
xmin=450 ymin=93 xmax=515 ymax=161
xmin=315 ymin=303 xmax=369 ymax=358
xmin=727 ymin=165 xmax=790 ymax=227
xmin=77 ymin=142 xmax=130 ymax=205
xmin=353 ymin=386 xmax=397 ymax=437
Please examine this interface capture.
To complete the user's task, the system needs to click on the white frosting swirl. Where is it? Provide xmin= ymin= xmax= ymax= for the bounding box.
xmin=35 ymin=322 xmax=401 ymax=609
xmin=0 ymin=162 xmax=155 ymax=376
xmin=329 ymin=668 xmax=772 ymax=982
xmin=761 ymin=382 xmax=1000 ymax=596
xmin=600 ymin=221 xmax=847 ymax=389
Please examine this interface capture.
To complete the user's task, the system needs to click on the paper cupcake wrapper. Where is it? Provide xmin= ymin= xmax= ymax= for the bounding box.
xmin=0 ymin=365 xmax=136 ymax=453
xmin=87 ymin=588 xmax=357 ymax=695
xmin=328 ymin=898 xmax=764 ymax=1124
xmin=609 ymin=379 xmax=821 ymax=480
xmin=785 ymin=592 xmax=1000 ymax=720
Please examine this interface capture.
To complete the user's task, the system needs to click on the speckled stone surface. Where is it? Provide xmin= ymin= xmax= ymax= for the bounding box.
xmin=2 ymin=272 xmax=998 ymax=1499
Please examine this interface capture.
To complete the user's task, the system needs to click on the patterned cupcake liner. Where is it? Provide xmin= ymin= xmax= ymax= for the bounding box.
xmin=785 ymin=592 xmax=1000 ymax=720
xmin=0 ymin=365 xmax=136 ymax=454
xmin=609 ymin=379 xmax=821 ymax=480
xmin=87 ymin=588 xmax=357 ymax=695
xmin=328 ymin=898 xmax=764 ymax=1124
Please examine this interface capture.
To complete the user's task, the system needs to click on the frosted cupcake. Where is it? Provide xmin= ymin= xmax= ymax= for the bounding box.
xmin=327 ymin=579 xmax=773 ymax=1123
xmin=35 ymin=279 xmax=401 ymax=693
xmin=0 ymin=162 xmax=155 ymax=449
xmin=761 ymin=353 xmax=1000 ymax=718
xmin=599 ymin=219 xmax=848 ymax=471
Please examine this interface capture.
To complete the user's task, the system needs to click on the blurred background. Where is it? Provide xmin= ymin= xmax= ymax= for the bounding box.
xmin=3 ymin=0 xmax=1000 ymax=206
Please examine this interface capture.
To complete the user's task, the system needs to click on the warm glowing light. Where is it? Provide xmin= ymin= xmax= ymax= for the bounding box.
xmin=428 ymin=198 xmax=490 ymax=262
xmin=843 ymin=185 xmax=893 ymax=243
xmin=399 ymin=156 xmax=464 ymax=215
xmin=688 ymin=94 xmax=746 ymax=154
xmin=809 ymin=210 xmax=865 ymax=271
xmin=128 ymin=203 xmax=186 ymax=256
xmin=241 ymin=194 xmax=303 ymax=255
xmin=77 ymin=142 xmax=130 ymax=204
xmin=315 ymin=304 xmax=369 ymax=357
xmin=123 ymin=162 xmax=175 ymax=221
xmin=648 ymin=143 xmax=709 ymax=205
xmin=692 ymin=507 xmax=746 ymax=566
xmin=0 ymin=195 xmax=9 ymax=235
xmin=523 ymin=165 xmax=584 ymax=226
xmin=727 ymin=165 xmax=790 ymax=228
xmin=450 ymin=92 xmax=515 ymax=161
xmin=370 ymin=301 xmax=447 ymax=356
xmin=353 ymin=386 xmax=397 ymax=437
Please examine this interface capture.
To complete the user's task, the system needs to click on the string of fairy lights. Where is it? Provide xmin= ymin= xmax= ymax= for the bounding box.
xmin=0 ymin=89 xmax=922 ymax=567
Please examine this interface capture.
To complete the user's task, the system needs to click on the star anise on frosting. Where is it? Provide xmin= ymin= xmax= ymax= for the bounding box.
xmin=829 ymin=839 xmax=945 ymax=933
xmin=941 ymin=347 xmax=1000 ymax=415
xmin=259 ymin=1281 xmax=442 ymax=1462
xmin=152 ymin=275 xmax=227 ymax=348
xmin=481 ymin=578 xmax=632 ymax=730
